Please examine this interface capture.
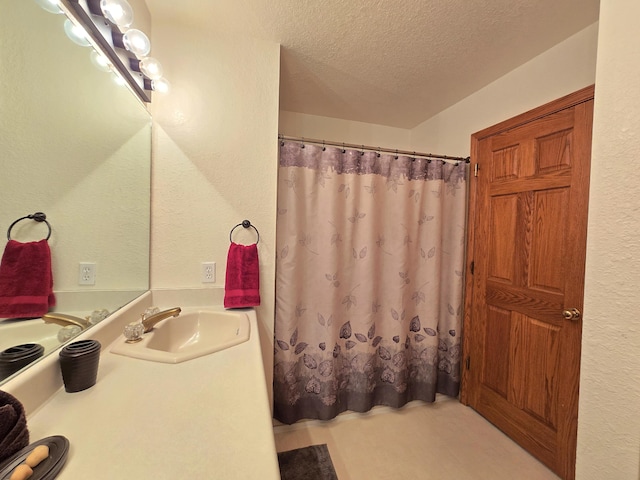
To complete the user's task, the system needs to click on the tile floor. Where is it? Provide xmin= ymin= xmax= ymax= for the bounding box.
xmin=273 ymin=396 xmax=560 ymax=480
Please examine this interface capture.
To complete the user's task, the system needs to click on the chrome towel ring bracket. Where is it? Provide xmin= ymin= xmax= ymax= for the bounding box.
xmin=7 ymin=212 xmax=52 ymax=241
xmin=229 ymin=220 xmax=260 ymax=244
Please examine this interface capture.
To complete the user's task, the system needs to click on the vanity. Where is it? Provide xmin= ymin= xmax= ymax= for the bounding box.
xmin=2 ymin=289 xmax=280 ymax=479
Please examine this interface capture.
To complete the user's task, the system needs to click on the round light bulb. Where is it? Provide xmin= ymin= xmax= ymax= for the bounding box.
xmin=34 ymin=0 xmax=63 ymax=14
xmin=152 ymin=77 xmax=171 ymax=94
xmin=63 ymin=19 xmax=91 ymax=47
xmin=90 ymin=50 xmax=112 ymax=72
xmin=100 ymin=0 xmax=134 ymax=28
xmin=112 ymin=73 xmax=126 ymax=86
xmin=139 ymin=57 xmax=163 ymax=80
xmin=122 ymin=29 xmax=150 ymax=57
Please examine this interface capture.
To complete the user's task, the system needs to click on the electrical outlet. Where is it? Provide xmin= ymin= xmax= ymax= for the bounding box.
xmin=201 ymin=262 xmax=216 ymax=283
xmin=79 ymin=262 xmax=96 ymax=285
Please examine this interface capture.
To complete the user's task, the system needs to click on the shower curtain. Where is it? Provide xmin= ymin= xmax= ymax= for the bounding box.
xmin=274 ymin=141 xmax=468 ymax=424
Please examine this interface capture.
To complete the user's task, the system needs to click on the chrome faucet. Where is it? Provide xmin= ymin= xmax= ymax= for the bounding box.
xmin=42 ymin=312 xmax=92 ymax=330
xmin=141 ymin=307 xmax=181 ymax=333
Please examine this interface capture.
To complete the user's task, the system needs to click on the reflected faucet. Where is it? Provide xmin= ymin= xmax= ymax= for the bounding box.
xmin=141 ymin=307 xmax=181 ymax=333
xmin=42 ymin=313 xmax=92 ymax=330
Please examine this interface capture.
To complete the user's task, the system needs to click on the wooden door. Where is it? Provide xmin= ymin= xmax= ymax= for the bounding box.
xmin=461 ymin=86 xmax=594 ymax=480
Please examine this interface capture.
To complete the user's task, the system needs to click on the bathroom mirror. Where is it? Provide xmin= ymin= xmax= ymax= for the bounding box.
xmin=0 ymin=0 xmax=151 ymax=383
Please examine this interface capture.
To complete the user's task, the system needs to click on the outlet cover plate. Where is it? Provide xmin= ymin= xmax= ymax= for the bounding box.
xmin=201 ymin=262 xmax=216 ymax=283
xmin=79 ymin=262 xmax=96 ymax=285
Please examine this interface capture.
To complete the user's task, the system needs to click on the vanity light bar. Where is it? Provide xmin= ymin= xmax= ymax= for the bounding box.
xmin=41 ymin=0 xmax=170 ymax=101
xmin=94 ymin=3 xmax=170 ymax=95
xmin=59 ymin=0 xmax=158 ymax=103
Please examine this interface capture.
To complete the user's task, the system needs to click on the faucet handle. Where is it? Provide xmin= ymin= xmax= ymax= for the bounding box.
xmin=141 ymin=307 xmax=160 ymax=321
xmin=124 ymin=319 xmax=145 ymax=343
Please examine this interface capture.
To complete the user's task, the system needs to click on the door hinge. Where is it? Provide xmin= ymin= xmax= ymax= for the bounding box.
xmin=470 ymin=261 xmax=474 ymax=275
xmin=474 ymin=163 xmax=479 ymax=177
xmin=465 ymin=357 xmax=471 ymax=370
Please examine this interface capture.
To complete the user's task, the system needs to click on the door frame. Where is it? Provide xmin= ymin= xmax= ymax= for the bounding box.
xmin=460 ymin=85 xmax=594 ymax=405
xmin=460 ymin=85 xmax=595 ymax=479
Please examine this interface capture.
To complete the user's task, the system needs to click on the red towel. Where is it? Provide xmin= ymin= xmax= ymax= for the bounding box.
xmin=0 ymin=239 xmax=56 ymax=318
xmin=224 ymin=242 xmax=260 ymax=309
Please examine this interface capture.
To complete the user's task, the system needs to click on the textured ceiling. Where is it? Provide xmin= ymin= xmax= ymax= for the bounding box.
xmin=148 ymin=0 xmax=600 ymax=129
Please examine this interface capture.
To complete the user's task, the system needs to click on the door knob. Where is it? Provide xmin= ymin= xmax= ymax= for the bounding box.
xmin=562 ymin=308 xmax=581 ymax=321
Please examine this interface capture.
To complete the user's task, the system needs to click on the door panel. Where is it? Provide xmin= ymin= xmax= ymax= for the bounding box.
xmin=512 ymin=315 xmax=560 ymax=427
xmin=530 ymin=188 xmax=568 ymax=293
xmin=488 ymin=194 xmax=518 ymax=282
xmin=461 ymin=86 xmax=594 ymax=480
xmin=482 ymin=305 xmax=511 ymax=397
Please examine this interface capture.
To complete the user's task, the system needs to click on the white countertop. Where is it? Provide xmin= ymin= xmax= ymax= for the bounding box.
xmin=21 ymin=304 xmax=280 ymax=479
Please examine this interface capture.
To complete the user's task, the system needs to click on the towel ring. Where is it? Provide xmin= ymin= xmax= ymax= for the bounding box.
xmin=229 ymin=220 xmax=260 ymax=244
xmin=7 ymin=212 xmax=52 ymax=241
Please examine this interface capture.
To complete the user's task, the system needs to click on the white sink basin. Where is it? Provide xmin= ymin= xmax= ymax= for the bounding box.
xmin=0 ymin=319 xmax=62 ymax=354
xmin=110 ymin=309 xmax=250 ymax=363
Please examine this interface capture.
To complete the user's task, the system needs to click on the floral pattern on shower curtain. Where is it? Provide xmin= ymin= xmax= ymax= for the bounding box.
xmin=274 ymin=141 xmax=468 ymax=424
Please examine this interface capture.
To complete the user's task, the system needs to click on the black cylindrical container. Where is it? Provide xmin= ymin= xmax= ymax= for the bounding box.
xmin=0 ymin=343 xmax=45 ymax=381
xmin=58 ymin=339 xmax=101 ymax=393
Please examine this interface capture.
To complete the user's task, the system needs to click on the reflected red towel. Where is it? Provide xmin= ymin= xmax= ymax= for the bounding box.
xmin=0 ymin=240 xmax=56 ymax=318
xmin=224 ymin=242 xmax=260 ymax=309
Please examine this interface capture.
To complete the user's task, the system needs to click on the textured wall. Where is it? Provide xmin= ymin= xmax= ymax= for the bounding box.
xmin=576 ymin=1 xmax=640 ymax=478
xmin=149 ymin=21 xmax=280 ymax=399
xmin=279 ymin=111 xmax=412 ymax=151
xmin=0 ymin=1 xmax=151 ymax=294
xmin=410 ymin=23 xmax=599 ymax=157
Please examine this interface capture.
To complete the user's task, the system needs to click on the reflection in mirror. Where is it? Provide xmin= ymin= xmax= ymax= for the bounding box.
xmin=0 ymin=0 xmax=151 ymax=384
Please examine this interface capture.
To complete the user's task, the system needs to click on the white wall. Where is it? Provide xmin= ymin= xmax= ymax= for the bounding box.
xmin=149 ymin=22 xmax=280 ymax=398
xmin=279 ymin=111 xmax=412 ymax=151
xmin=576 ymin=1 xmax=640 ymax=478
xmin=410 ymin=23 xmax=599 ymax=157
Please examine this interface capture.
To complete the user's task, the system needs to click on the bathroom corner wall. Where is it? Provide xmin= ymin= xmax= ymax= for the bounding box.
xmin=409 ymin=22 xmax=599 ymax=156
xmin=149 ymin=22 xmax=280 ymax=402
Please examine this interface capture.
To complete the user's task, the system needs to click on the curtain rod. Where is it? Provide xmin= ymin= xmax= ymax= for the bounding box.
xmin=278 ymin=134 xmax=470 ymax=163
